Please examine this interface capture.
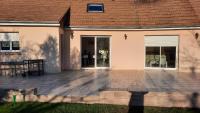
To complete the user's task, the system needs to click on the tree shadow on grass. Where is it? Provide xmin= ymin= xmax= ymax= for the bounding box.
xmin=11 ymin=102 xmax=61 ymax=113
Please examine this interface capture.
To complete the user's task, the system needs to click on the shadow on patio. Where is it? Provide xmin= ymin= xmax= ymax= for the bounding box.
xmin=128 ymin=91 xmax=148 ymax=113
xmin=0 ymin=70 xmax=200 ymax=109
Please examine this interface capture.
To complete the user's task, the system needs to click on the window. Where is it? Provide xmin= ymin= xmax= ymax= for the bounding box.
xmin=161 ymin=47 xmax=176 ymax=68
xmin=144 ymin=36 xmax=178 ymax=69
xmin=145 ymin=46 xmax=176 ymax=68
xmin=87 ymin=4 xmax=104 ymax=12
xmin=12 ymin=41 xmax=20 ymax=50
xmin=0 ymin=33 xmax=20 ymax=52
xmin=1 ymin=41 xmax=10 ymax=50
xmin=145 ymin=47 xmax=160 ymax=67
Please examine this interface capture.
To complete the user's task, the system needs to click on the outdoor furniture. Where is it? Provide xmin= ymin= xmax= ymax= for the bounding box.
xmin=160 ymin=55 xmax=168 ymax=68
xmin=0 ymin=61 xmax=24 ymax=76
xmin=0 ymin=59 xmax=44 ymax=77
xmin=23 ymin=59 xmax=44 ymax=76
xmin=149 ymin=55 xmax=160 ymax=67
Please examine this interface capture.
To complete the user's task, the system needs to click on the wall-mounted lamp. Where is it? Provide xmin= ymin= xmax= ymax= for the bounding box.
xmin=195 ymin=33 xmax=199 ymax=40
xmin=124 ymin=34 xmax=128 ymax=40
xmin=71 ymin=32 xmax=74 ymax=39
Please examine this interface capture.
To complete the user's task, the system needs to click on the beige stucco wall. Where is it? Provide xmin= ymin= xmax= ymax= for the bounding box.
xmin=63 ymin=29 xmax=200 ymax=73
xmin=0 ymin=26 xmax=61 ymax=73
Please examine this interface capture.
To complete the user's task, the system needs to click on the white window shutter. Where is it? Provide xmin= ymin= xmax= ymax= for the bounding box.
xmin=0 ymin=33 xmax=19 ymax=41
xmin=145 ymin=36 xmax=179 ymax=47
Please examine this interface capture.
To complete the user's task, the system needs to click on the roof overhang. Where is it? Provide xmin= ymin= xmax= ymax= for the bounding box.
xmin=0 ymin=21 xmax=60 ymax=27
xmin=66 ymin=25 xmax=200 ymax=31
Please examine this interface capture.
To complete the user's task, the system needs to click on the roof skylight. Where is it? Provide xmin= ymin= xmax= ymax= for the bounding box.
xmin=87 ymin=4 xmax=104 ymax=13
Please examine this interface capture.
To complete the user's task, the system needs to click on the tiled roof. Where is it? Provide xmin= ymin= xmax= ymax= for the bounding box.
xmin=0 ymin=0 xmax=70 ymax=23
xmin=0 ymin=0 xmax=200 ymax=28
xmin=70 ymin=0 xmax=200 ymax=28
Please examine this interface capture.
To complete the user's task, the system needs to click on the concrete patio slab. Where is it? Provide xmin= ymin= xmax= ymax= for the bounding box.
xmin=0 ymin=70 xmax=200 ymax=96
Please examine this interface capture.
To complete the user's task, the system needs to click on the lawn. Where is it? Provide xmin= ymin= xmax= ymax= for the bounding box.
xmin=0 ymin=102 xmax=199 ymax=113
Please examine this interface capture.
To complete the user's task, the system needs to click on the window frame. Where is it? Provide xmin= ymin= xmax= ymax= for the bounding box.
xmin=0 ymin=33 xmax=21 ymax=52
xmin=145 ymin=46 xmax=161 ymax=68
xmin=1 ymin=41 xmax=11 ymax=51
xmin=87 ymin=3 xmax=104 ymax=13
xmin=11 ymin=41 xmax=20 ymax=51
xmin=145 ymin=46 xmax=177 ymax=69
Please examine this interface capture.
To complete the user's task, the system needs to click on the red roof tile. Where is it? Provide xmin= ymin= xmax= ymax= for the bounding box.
xmin=0 ymin=0 xmax=70 ymax=22
xmin=70 ymin=0 xmax=200 ymax=28
xmin=0 ymin=0 xmax=200 ymax=28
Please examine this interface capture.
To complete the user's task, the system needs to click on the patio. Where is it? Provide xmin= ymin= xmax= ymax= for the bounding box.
xmin=0 ymin=70 xmax=200 ymax=96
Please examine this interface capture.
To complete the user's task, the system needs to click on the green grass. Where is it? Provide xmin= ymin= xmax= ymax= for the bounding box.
xmin=0 ymin=102 xmax=199 ymax=113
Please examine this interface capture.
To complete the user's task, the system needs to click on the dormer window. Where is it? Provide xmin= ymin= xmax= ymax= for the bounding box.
xmin=87 ymin=3 xmax=104 ymax=13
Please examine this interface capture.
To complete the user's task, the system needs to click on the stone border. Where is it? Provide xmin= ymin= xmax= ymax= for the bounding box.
xmin=1 ymin=89 xmax=200 ymax=108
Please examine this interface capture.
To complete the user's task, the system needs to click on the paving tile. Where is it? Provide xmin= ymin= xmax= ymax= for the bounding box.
xmin=0 ymin=70 xmax=200 ymax=96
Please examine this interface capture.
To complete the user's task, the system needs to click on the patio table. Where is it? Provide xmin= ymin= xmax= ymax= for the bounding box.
xmin=23 ymin=59 xmax=44 ymax=76
xmin=0 ymin=59 xmax=44 ymax=76
xmin=0 ymin=61 xmax=24 ymax=76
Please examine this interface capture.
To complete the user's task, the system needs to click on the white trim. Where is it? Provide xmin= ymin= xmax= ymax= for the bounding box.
xmin=0 ymin=50 xmax=21 ymax=53
xmin=67 ymin=26 xmax=200 ymax=31
xmin=95 ymin=37 xmax=97 ymax=67
xmin=145 ymin=67 xmax=177 ymax=70
xmin=0 ymin=22 xmax=60 ymax=27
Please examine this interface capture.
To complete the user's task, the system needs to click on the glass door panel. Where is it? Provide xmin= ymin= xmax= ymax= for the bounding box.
xmin=145 ymin=47 xmax=160 ymax=67
xmin=161 ymin=47 xmax=176 ymax=68
xmin=81 ymin=37 xmax=95 ymax=68
xmin=96 ymin=38 xmax=110 ymax=67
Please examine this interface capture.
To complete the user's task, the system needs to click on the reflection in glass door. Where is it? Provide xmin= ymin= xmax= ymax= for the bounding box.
xmin=96 ymin=37 xmax=110 ymax=67
xmin=81 ymin=37 xmax=95 ymax=68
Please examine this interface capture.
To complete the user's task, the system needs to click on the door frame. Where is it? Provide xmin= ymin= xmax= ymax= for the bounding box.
xmin=80 ymin=35 xmax=111 ymax=69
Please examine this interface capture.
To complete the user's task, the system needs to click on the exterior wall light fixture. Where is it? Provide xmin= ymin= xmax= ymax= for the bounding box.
xmin=71 ymin=32 xmax=74 ymax=39
xmin=195 ymin=33 xmax=199 ymax=40
xmin=124 ymin=34 xmax=128 ymax=40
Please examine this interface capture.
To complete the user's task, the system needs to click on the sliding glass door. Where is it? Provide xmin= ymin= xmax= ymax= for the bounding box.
xmin=81 ymin=36 xmax=110 ymax=68
xmin=96 ymin=37 xmax=110 ymax=67
xmin=81 ymin=37 xmax=95 ymax=68
xmin=145 ymin=46 xmax=176 ymax=68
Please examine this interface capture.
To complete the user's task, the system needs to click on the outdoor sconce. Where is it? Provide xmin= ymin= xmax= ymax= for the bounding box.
xmin=71 ymin=32 xmax=74 ymax=39
xmin=124 ymin=34 xmax=128 ymax=40
xmin=195 ymin=32 xmax=199 ymax=40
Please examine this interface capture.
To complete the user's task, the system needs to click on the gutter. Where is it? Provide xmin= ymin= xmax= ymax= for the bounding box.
xmin=66 ymin=26 xmax=200 ymax=31
xmin=0 ymin=21 xmax=60 ymax=27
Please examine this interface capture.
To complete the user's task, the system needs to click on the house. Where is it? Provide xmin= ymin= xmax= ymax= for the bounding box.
xmin=0 ymin=0 xmax=200 ymax=73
